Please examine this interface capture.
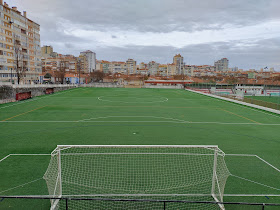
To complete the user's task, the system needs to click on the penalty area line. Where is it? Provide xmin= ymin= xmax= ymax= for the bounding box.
xmin=1 ymin=121 xmax=280 ymax=126
xmin=0 ymin=154 xmax=51 ymax=163
xmin=1 ymin=106 xmax=48 ymax=121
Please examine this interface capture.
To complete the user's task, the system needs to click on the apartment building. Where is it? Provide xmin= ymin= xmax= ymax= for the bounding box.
xmin=80 ymin=50 xmax=96 ymax=73
xmin=96 ymin=59 xmax=137 ymax=75
xmin=96 ymin=60 xmax=110 ymax=73
xmin=158 ymin=64 xmax=167 ymax=76
xmin=0 ymin=1 xmax=41 ymax=83
xmin=148 ymin=61 xmax=159 ymax=75
xmin=109 ymin=61 xmax=127 ymax=74
xmin=126 ymin=58 xmax=136 ymax=74
xmin=214 ymin=58 xmax=229 ymax=72
xmin=41 ymin=45 xmax=57 ymax=58
xmin=173 ymin=54 xmax=184 ymax=75
xmin=167 ymin=63 xmax=176 ymax=76
xmin=42 ymin=54 xmax=88 ymax=73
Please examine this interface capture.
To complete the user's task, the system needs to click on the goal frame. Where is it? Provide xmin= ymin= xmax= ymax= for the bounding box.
xmin=49 ymin=145 xmax=225 ymax=210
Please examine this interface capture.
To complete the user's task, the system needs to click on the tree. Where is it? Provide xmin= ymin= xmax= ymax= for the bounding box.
xmin=89 ymin=70 xmax=105 ymax=82
xmin=54 ymin=60 xmax=67 ymax=84
xmin=14 ymin=39 xmax=27 ymax=84
xmin=44 ymin=73 xmax=52 ymax=79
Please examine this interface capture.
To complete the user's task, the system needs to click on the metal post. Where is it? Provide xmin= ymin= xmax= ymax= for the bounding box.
xmin=211 ymin=148 xmax=218 ymax=195
xmin=66 ymin=199 xmax=68 ymax=210
xmin=10 ymin=21 xmax=14 ymax=84
xmin=163 ymin=201 xmax=166 ymax=210
xmin=58 ymin=149 xmax=62 ymax=196
xmin=262 ymin=203 xmax=265 ymax=210
xmin=78 ymin=60 xmax=81 ymax=86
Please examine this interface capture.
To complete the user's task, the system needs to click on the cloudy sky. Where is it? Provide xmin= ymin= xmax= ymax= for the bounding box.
xmin=9 ymin=0 xmax=280 ymax=70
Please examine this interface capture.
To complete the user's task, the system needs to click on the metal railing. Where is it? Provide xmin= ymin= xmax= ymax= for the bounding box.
xmin=0 ymin=196 xmax=280 ymax=209
xmin=214 ymin=93 xmax=280 ymax=111
xmin=186 ymin=85 xmax=280 ymax=111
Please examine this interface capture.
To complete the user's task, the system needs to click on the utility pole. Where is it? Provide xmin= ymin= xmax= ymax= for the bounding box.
xmin=77 ymin=59 xmax=81 ymax=86
xmin=9 ymin=21 xmax=14 ymax=84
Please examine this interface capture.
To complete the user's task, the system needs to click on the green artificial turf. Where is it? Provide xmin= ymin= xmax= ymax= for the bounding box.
xmin=0 ymin=87 xmax=280 ymax=209
xmin=246 ymin=96 xmax=280 ymax=104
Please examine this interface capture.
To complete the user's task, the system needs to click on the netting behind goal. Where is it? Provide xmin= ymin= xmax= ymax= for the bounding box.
xmin=43 ymin=145 xmax=230 ymax=210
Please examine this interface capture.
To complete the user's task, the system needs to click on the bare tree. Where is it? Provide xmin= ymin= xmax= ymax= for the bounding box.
xmin=89 ymin=70 xmax=105 ymax=82
xmin=55 ymin=60 xmax=67 ymax=84
xmin=14 ymin=39 xmax=27 ymax=84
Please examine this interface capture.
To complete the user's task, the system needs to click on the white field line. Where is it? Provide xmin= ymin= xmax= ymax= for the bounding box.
xmin=0 ymin=121 xmax=187 ymax=123
xmin=226 ymin=154 xmax=256 ymax=157
xmin=0 ymin=154 xmax=11 ymax=162
xmin=230 ymin=174 xmax=280 ymax=191
xmin=79 ymin=115 xmax=187 ymax=122
xmin=223 ymin=194 xmax=280 ymax=197
xmin=226 ymin=154 xmax=280 ymax=173
xmin=1 ymin=120 xmax=280 ymax=126
xmin=0 ymin=177 xmax=43 ymax=194
xmin=60 ymin=153 xmax=216 ymax=156
xmin=97 ymin=96 xmax=168 ymax=103
xmin=2 ymin=194 xmax=280 ymax=198
xmin=255 ymin=155 xmax=280 ymax=173
xmin=56 ymin=145 xmax=218 ymax=148
xmin=0 ymin=154 xmax=50 ymax=163
xmin=0 ymin=87 xmax=78 ymax=110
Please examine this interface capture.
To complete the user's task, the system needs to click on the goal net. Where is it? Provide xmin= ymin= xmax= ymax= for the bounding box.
xmin=43 ymin=145 xmax=230 ymax=209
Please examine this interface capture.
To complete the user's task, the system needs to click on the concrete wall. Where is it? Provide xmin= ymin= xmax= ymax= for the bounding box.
xmin=80 ymin=83 xmax=123 ymax=88
xmin=143 ymin=85 xmax=183 ymax=89
xmin=0 ymin=85 xmax=77 ymax=104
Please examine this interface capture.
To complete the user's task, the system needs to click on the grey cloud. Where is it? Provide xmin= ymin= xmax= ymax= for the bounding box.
xmin=12 ymin=0 xmax=280 ymax=33
xmin=9 ymin=0 xmax=280 ymax=70
xmin=65 ymin=43 xmax=74 ymax=49
xmin=88 ymin=37 xmax=280 ymax=70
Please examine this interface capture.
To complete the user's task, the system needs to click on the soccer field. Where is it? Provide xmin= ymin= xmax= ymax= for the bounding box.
xmin=0 ymin=87 xmax=280 ymax=209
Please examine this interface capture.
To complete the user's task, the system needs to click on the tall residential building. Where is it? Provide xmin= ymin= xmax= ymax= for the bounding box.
xmin=109 ymin=61 xmax=127 ymax=74
xmin=42 ymin=54 xmax=77 ymax=73
xmin=41 ymin=45 xmax=53 ymax=57
xmin=0 ymin=1 xmax=41 ymax=83
xmin=214 ymin=58 xmax=229 ymax=72
xmin=80 ymin=50 xmax=96 ymax=73
xmin=167 ymin=63 xmax=176 ymax=76
xmin=97 ymin=60 xmax=110 ymax=74
xmin=173 ymin=54 xmax=184 ymax=75
xmin=158 ymin=64 xmax=168 ymax=76
xmin=41 ymin=45 xmax=57 ymax=58
xmin=147 ymin=61 xmax=159 ymax=75
xmin=126 ymin=58 xmax=136 ymax=74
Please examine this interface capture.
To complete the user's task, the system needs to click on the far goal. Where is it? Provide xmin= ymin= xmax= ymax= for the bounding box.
xmin=44 ymin=145 xmax=230 ymax=209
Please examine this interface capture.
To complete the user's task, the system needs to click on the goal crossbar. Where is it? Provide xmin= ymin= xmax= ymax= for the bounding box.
xmin=56 ymin=145 xmax=219 ymax=148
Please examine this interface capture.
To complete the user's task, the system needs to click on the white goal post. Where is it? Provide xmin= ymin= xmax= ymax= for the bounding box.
xmin=44 ymin=145 xmax=230 ymax=210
